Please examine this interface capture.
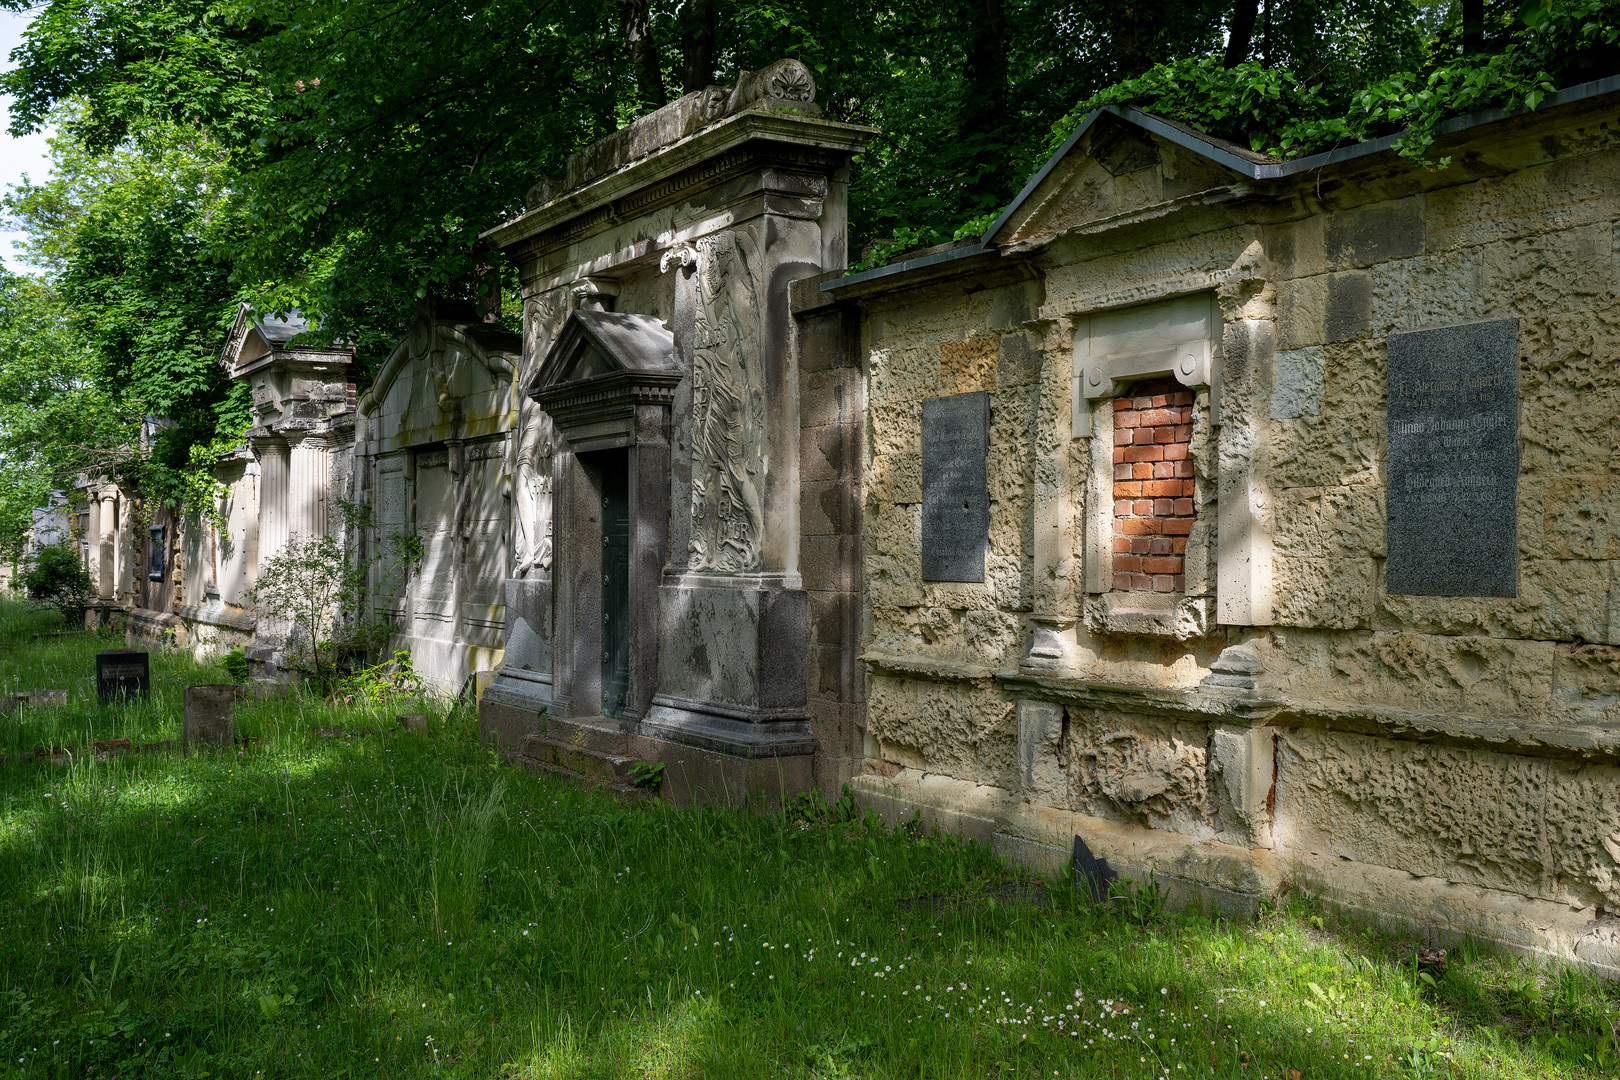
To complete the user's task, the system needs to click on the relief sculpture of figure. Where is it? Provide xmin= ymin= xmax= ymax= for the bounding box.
xmin=688 ymin=228 xmax=765 ymax=572
xmin=513 ymin=402 xmax=553 ymax=577
xmin=515 ymin=291 xmax=563 ymax=578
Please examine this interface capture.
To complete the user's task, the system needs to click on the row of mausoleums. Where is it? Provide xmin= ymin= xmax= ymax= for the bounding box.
xmin=40 ymin=62 xmax=1620 ymax=974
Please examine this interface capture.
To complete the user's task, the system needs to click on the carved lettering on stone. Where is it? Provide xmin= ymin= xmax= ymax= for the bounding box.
xmin=687 ymin=228 xmax=766 ymax=573
xmin=1386 ymin=319 xmax=1519 ymax=597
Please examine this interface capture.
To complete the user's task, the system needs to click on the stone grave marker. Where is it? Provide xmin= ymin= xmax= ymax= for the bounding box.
xmin=96 ymin=650 xmax=150 ymax=703
xmin=1386 ymin=319 xmax=1519 ymax=597
xmin=183 ymin=685 xmax=235 ymax=749
xmin=921 ymin=391 xmax=990 ymax=582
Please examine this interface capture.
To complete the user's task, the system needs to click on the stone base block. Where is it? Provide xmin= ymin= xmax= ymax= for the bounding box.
xmin=478 ymin=671 xmax=552 ymax=752
xmin=126 ymin=608 xmax=186 ymax=649
xmin=640 ymin=697 xmax=815 ymax=757
xmin=848 ymin=769 xmax=1620 ymax=977
xmin=623 ymin=728 xmax=814 ymax=809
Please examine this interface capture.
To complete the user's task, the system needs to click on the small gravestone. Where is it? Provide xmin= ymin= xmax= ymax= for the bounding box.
xmin=1386 ymin=319 xmax=1519 ymax=597
xmin=96 ymin=650 xmax=150 ymax=703
xmin=398 ymin=712 xmax=429 ymax=734
xmin=921 ymin=391 xmax=990 ymax=582
xmin=183 ymin=685 xmax=235 ymax=749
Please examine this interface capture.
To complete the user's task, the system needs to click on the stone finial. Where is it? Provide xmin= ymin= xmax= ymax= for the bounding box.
xmin=723 ymin=58 xmax=816 ymax=113
xmin=1200 ymin=640 xmax=1266 ymax=693
xmin=570 ymin=277 xmax=619 ymax=312
xmin=525 ymin=59 xmax=821 ymax=209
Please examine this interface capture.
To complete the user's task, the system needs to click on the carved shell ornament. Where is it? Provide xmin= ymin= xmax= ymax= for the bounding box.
xmin=767 ymin=64 xmax=813 ymax=102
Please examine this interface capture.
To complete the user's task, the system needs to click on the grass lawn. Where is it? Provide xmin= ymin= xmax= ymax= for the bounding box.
xmin=2 ymin=599 xmax=1619 ymax=1078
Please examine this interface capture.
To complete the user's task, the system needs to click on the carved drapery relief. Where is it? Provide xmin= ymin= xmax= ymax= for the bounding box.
xmin=687 ymin=228 xmax=765 ymax=573
xmin=515 ymin=291 xmax=563 ymax=577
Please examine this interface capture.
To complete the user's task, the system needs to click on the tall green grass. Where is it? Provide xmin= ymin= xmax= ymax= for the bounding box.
xmin=1 ymin=597 xmax=1618 ymax=1077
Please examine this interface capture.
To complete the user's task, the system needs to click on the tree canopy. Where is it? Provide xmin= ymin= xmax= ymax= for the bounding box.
xmin=0 ymin=0 xmax=1616 ymax=554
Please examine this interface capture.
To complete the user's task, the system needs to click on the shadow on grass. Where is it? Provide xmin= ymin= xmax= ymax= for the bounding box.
xmin=1 ymin=618 xmax=1617 ymax=1077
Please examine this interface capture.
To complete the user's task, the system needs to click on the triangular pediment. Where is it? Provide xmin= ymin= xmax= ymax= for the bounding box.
xmin=531 ymin=310 xmax=677 ymax=396
xmin=988 ymin=113 xmax=1252 ymax=247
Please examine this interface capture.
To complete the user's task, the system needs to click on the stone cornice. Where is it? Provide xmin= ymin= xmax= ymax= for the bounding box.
xmin=534 ymin=369 xmax=682 ymax=434
xmin=482 ymin=111 xmax=876 ymax=255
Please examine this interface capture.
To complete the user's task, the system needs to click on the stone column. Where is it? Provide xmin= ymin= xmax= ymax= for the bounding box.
xmin=97 ymin=489 xmax=116 ymax=601
xmin=256 ymin=436 xmax=290 ymax=564
xmin=1026 ymin=321 xmax=1079 ymax=672
xmin=287 ymin=433 xmax=330 ymax=542
xmin=86 ymin=495 xmax=101 ymax=584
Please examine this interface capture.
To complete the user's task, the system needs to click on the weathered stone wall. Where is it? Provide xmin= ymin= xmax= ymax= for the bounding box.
xmin=839 ymin=94 xmax=1620 ymax=972
xmin=356 ymin=308 xmax=520 ymax=692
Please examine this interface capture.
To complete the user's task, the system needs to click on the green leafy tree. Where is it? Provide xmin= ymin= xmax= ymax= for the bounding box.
xmin=246 ymin=501 xmax=420 ymax=690
xmin=0 ymin=271 xmax=122 ymax=557
xmin=19 ymin=542 xmax=92 ymax=616
xmin=4 ymin=117 xmax=251 ymax=514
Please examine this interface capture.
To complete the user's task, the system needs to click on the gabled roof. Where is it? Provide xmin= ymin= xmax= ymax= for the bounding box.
xmin=219 ymin=302 xmax=348 ymax=377
xmin=825 ymin=72 xmax=1620 ymax=296
xmin=531 ymin=310 xmax=677 ymax=396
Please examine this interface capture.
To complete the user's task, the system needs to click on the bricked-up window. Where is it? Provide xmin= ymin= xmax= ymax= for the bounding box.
xmin=1112 ymin=378 xmax=1194 ymax=593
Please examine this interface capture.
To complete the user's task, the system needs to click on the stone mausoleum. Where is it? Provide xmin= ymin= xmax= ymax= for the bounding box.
xmin=80 ymin=61 xmax=1620 ymax=973
xmin=818 ymin=76 xmax=1620 ymax=973
xmin=476 ymin=59 xmax=872 ymax=802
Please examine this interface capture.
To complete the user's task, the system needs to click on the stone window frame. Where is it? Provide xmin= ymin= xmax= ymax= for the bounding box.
xmin=1073 ymin=292 xmax=1220 ymax=637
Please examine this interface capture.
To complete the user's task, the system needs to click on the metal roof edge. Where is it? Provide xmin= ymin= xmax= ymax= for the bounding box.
xmin=981 ymin=72 xmax=1620 ymax=237
xmin=819 ymin=73 xmax=1620 ymax=297
xmin=820 ymin=241 xmax=993 ymax=295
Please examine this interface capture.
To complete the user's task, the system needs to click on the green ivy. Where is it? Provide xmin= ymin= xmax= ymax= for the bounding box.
xmin=1046 ymin=2 xmax=1620 ymax=169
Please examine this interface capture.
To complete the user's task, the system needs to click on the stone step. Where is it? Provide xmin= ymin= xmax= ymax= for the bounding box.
xmin=514 ymin=756 xmax=656 ymax=804
xmin=524 ymin=737 xmax=640 ymax=785
xmin=535 ymin=715 xmax=630 ymax=756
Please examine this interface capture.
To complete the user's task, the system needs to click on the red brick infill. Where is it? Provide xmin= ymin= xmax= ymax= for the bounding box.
xmin=1111 ymin=378 xmax=1194 ymax=593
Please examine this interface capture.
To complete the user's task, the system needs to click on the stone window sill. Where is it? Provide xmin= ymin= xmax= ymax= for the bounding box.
xmin=1083 ymin=592 xmax=1214 ymax=640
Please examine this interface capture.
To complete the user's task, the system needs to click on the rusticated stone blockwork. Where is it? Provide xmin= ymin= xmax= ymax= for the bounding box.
xmin=1112 ymin=378 xmax=1194 ymax=592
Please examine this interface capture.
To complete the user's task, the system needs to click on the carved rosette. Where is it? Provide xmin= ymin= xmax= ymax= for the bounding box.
xmin=687 ymin=227 xmax=766 ymax=573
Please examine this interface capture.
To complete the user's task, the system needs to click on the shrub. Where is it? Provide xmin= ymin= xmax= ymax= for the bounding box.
xmin=20 ymin=543 xmax=91 ymax=616
xmin=220 ymin=646 xmax=250 ymax=682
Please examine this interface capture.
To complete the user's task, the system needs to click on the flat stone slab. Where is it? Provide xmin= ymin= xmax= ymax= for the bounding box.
xmin=3 ymin=689 xmax=67 ymax=711
xmin=921 ymin=391 xmax=990 ymax=582
xmin=1386 ymin=319 xmax=1519 ymax=597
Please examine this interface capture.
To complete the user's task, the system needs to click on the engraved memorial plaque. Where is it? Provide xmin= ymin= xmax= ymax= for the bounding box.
xmin=97 ymin=649 xmax=150 ymax=703
xmin=1386 ymin=319 xmax=1518 ymax=597
xmin=922 ymin=392 xmax=990 ymax=582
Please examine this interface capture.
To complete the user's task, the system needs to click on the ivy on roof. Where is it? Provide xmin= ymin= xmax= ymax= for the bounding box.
xmin=1046 ymin=2 xmax=1620 ymax=171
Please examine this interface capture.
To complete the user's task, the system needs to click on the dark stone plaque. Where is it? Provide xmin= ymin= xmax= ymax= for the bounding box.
xmin=97 ymin=649 xmax=150 ymax=703
xmin=147 ymin=525 xmax=166 ymax=580
xmin=1386 ymin=319 xmax=1519 ymax=597
xmin=922 ymin=392 xmax=990 ymax=582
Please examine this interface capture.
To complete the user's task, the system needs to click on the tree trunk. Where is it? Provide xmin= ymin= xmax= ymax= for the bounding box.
xmin=960 ymin=0 xmax=1008 ymax=201
xmin=619 ymin=0 xmax=665 ymax=108
xmin=1461 ymin=0 xmax=1484 ymax=55
xmin=680 ymin=0 xmax=717 ymax=94
xmin=1224 ymin=0 xmax=1260 ymax=67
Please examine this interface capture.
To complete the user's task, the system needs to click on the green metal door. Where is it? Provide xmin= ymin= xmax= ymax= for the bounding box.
xmin=600 ymin=454 xmax=631 ymax=718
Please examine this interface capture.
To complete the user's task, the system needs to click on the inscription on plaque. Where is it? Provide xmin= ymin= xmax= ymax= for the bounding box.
xmin=1386 ymin=319 xmax=1519 ymax=597
xmin=97 ymin=649 xmax=150 ymax=703
xmin=922 ymin=392 xmax=990 ymax=582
